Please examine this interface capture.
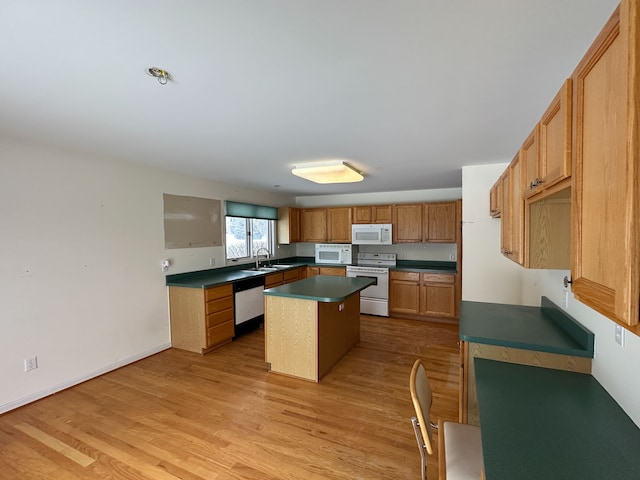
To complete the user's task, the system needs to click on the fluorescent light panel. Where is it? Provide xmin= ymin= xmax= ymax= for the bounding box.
xmin=292 ymin=161 xmax=363 ymax=184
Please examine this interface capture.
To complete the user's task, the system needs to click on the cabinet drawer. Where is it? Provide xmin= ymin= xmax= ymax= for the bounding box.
xmin=390 ymin=271 xmax=420 ymax=282
xmin=283 ymin=268 xmax=300 ymax=283
xmin=422 ymin=273 xmax=455 ymax=284
xmin=205 ymin=284 xmax=233 ymax=302
xmin=205 ymin=295 xmax=233 ymax=315
xmin=265 ymin=272 xmax=284 ymax=288
xmin=206 ymin=307 xmax=234 ymax=328
xmin=206 ymin=320 xmax=234 ymax=348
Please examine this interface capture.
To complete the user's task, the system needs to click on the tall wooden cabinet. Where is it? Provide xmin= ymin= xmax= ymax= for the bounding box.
xmin=571 ymin=0 xmax=640 ymax=329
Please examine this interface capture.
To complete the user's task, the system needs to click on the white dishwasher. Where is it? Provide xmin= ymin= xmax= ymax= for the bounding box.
xmin=233 ymin=276 xmax=265 ymax=336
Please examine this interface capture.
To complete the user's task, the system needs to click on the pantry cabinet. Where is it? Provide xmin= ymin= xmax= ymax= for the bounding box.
xmin=169 ymin=284 xmax=234 ymax=354
xmin=571 ymin=1 xmax=640 ymax=329
xmin=390 ymin=271 xmax=456 ymax=319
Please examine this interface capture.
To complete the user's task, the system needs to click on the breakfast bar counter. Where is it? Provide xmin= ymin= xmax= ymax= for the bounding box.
xmin=264 ymin=275 xmax=374 ymax=382
xmin=475 ymin=358 xmax=640 ymax=479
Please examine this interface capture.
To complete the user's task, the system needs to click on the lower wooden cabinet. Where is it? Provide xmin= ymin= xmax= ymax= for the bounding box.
xmin=266 ymin=267 xmax=305 ymax=288
xmin=169 ymin=284 xmax=234 ymax=354
xmin=390 ymin=271 xmax=456 ymax=319
xmin=307 ymin=266 xmax=345 ymax=277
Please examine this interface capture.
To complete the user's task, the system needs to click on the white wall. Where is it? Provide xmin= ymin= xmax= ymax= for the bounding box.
xmin=0 ymin=135 xmax=294 ymax=413
xmin=462 ymin=163 xmax=640 ymax=427
xmin=461 ymin=164 xmax=532 ymax=304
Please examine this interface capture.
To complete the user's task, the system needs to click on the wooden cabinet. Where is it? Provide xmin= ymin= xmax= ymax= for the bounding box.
xmin=390 ymin=271 xmax=456 ymax=319
xmin=522 ymin=125 xmax=540 ymax=197
xmin=500 ymin=153 xmax=524 ymax=265
xmin=277 ymin=207 xmax=301 ymax=244
xmin=300 ymin=208 xmax=327 ymax=242
xmin=327 ymin=207 xmax=352 ymax=243
xmin=489 ymin=180 xmax=502 ymax=218
xmin=424 ymin=202 xmax=457 ymax=243
xmin=319 ymin=266 xmax=346 ymax=276
xmin=169 ymin=284 xmax=234 ymax=354
xmin=352 ymin=205 xmax=392 ymax=224
xmin=539 ymin=79 xmax=572 ymax=190
xmin=392 ymin=204 xmax=422 ymax=243
xmin=265 ymin=267 xmax=304 ymax=288
xmin=393 ymin=201 xmax=458 ymax=243
xmin=420 ymin=273 xmax=456 ymax=318
xmin=307 ymin=266 xmax=320 ymax=277
xmin=571 ymin=1 xmax=640 ymax=329
xmin=265 ymin=272 xmax=284 ymax=289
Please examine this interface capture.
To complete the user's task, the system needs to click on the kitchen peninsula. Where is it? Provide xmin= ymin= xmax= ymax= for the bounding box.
xmin=264 ymin=275 xmax=374 ymax=382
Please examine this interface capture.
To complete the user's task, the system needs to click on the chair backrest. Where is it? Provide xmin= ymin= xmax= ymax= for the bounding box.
xmin=410 ymin=358 xmax=435 ymax=455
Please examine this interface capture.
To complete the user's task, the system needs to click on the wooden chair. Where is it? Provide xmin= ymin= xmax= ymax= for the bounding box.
xmin=409 ymin=359 xmax=484 ymax=480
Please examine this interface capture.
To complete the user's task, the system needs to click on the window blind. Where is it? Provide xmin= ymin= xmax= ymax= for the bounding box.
xmin=225 ymin=201 xmax=278 ymax=220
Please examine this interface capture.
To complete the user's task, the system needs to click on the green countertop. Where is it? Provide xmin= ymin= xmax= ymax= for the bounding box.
xmin=459 ymin=297 xmax=594 ymax=358
xmin=475 ymin=358 xmax=640 ymax=479
xmin=264 ymin=275 xmax=375 ymax=303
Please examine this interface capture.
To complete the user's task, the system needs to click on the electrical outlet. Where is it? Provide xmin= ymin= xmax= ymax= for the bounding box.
xmin=24 ymin=356 xmax=38 ymax=372
xmin=615 ymin=325 xmax=625 ymax=347
xmin=562 ymin=290 xmax=569 ymax=309
xmin=449 ymin=253 xmax=456 ymax=261
xmin=209 ymin=257 xmax=215 ymax=266
xmin=161 ymin=260 xmax=170 ymax=272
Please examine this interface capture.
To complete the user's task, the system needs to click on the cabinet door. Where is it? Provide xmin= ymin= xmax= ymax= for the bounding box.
xmin=352 ymin=205 xmax=372 ymax=224
xmin=522 ymin=125 xmax=541 ymax=198
xmin=392 ymin=204 xmax=422 ymax=243
xmin=424 ymin=202 xmax=457 ymax=243
xmin=319 ymin=267 xmax=345 ymax=276
xmin=307 ymin=266 xmax=320 ymax=277
xmin=277 ymin=207 xmax=301 ymax=244
xmin=489 ymin=180 xmax=502 ymax=218
xmin=420 ymin=274 xmax=456 ymax=318
xmin=300 ymin=208 xmax=327 ymax=242
xmin=371 ymin=205 xmax=392 ymax=223
xmin=540 ymin=79 xmax=572 ymax=189
xmin=503 ymin=153 xmax=524 ymax=265
xmin=327 ymin=207 xmax=352 ymax=243
xmin=499 ymin=170 xmax=511 ymax=256
xmin=571 ymin=3 xmax=639 ymax=327
xmin=390 ymin=271 xmax=420 ymax=314
xmin=265 ymin=272 xmax=284 ymax=289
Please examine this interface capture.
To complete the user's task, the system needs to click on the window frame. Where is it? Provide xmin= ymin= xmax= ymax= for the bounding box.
xmin=225 ymin=216 xmax=276 ymax=264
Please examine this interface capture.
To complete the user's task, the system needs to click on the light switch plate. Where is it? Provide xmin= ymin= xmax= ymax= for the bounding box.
xmin=615 ymin=324 xmax=624 ymax=347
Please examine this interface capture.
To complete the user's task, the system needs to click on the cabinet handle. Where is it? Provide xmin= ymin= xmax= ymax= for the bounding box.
xmin=530 ymin=178 xmax=544 ymax=189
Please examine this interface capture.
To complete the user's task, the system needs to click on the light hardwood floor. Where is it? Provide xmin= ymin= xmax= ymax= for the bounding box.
xmin=0 ymin=315 xmax=459 ymax=479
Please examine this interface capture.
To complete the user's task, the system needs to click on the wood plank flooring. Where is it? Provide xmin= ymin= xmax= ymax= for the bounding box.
xmin=0 ymin=315 xmax=459 ymax=480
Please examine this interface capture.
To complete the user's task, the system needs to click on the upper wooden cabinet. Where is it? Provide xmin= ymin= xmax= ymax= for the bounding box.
xmin=393 ymin=204 xmax=423 ymax=243
xmin=489 ymin=179 xmax=502 ymax=218
xmin=393 ymin=201 xmax=458 ymax=243
xmin=327 ymin=207 xmax=352 ymax=243
xmin=539 ymin=79 xmax=572 ymax=189
xmin=424 ymin=202 xmax=457 ymax=243
xmin=500 ymin=153 xmax=524 ymax=265
xmin=571 ymin=0 xmax=640 ymax=329
xmin=352 ymin=205 xmax=392 ymax=224
xmin=300 ymin=208 xmax=327 ymax=242
xmin=523 ymin=79 xmax=573 ymax=199
xmin=277 ymin=207 xmax=301 ymax=244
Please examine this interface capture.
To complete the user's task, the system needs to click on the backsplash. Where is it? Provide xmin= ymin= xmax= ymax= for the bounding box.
xmin=291 ymin=242 xmax=456 ymax=262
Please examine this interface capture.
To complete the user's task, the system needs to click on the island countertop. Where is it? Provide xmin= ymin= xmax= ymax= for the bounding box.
xmin=264 ymin=275 xmax=375 ymax=303
xmin=459 ymin=297 xmax=594 ymax=358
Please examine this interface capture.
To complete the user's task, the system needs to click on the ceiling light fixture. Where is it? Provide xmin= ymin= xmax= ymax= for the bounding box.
xmin=147 ymin=67 xmax=170 ymax=85
xmin=292 ymin=160 xmax=364 ymax=184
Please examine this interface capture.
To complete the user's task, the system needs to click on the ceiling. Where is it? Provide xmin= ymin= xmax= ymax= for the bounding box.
xmin=0 ymin=0 xmax=620 ymax=196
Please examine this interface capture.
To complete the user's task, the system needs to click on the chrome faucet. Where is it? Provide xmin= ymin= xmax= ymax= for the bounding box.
xmin=255 ymin=247 xmax=271 ymax=269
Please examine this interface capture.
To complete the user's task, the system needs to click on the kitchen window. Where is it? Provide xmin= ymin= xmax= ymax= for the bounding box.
xmin=224 ymin=201 xmax=278 ymax=262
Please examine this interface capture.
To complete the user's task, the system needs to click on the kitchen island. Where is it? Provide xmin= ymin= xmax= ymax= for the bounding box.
xmin=264 ymin=275 xmax=374 ymax=382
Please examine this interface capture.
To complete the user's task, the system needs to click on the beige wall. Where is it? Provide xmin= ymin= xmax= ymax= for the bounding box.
xmin=462 ymin=163 xmax=640 ymax=427
xmin=0 ymin=135 xmax=294 ymax=413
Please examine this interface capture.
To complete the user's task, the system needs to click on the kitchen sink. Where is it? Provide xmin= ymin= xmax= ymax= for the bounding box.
xmin=242 ymin=267 xmax=279 ymax=272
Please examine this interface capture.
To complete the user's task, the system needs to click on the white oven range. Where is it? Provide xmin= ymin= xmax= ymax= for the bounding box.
xmin=346 ymin=253 xmax=396 ymax=317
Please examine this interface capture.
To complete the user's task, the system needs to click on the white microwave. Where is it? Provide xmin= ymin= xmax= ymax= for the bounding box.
xmin=351 ymin=224 xmax=393 ymax=245
xmin=315 ymin=244 xmax=357 ymax=264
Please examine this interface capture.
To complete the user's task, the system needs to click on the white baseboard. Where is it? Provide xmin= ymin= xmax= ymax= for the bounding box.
xmin=0 ymin=343 xmax=172 ymax=415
